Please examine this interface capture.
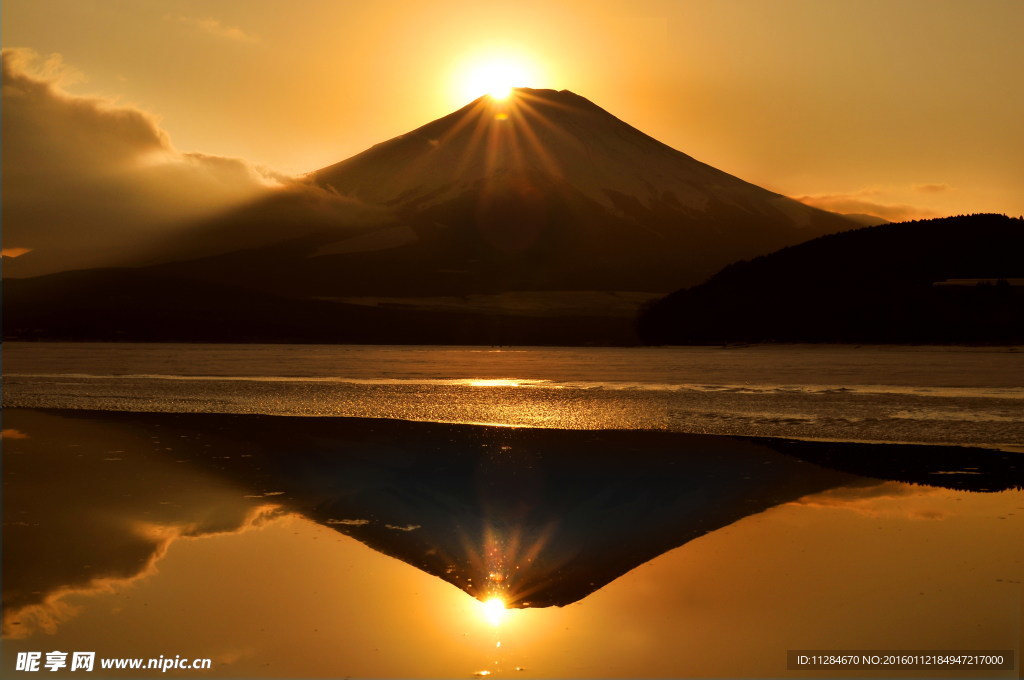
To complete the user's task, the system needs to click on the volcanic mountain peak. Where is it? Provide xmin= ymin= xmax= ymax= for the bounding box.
xmin=145 ymin=87 xmax=856 ymax=297
xmin=313 ymin=87 xmax=783 ymax=216
xmin=7 ymin=87 xmax=866 ymax=342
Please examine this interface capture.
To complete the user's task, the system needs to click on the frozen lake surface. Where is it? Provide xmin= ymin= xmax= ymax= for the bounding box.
xmin=4 ymin=343 xmax=1022 ymax=677
xmin=5 ymin=342 xmax=1022 ymax=450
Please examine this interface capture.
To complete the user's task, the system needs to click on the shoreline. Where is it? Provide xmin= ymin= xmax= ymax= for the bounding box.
xmin=4 ymin=403 xmax=1024 ymax=455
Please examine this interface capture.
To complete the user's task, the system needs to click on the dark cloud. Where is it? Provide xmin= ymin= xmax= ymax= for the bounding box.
xmin=1 ymin=48 xmax=286 ymax=277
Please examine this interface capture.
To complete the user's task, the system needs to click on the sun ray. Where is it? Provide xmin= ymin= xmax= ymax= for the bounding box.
xmin=505 ymin=101 xmax=567 ymax=180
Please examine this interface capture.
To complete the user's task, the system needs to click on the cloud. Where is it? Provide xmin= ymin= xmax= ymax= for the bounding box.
xmin=794 ymin=188 xmax=939 ymax=222
xmin=1 ymin=48 xmax=286 ymax=277
xmin=169 ymin=15 xmax=260 ymax=44
xmin=0 ymin=248 xmax=32 ymax=258
xmin=913 ymin=183 xmax=951 ymax=194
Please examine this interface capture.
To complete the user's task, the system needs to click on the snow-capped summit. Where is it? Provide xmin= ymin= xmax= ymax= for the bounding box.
xmin=318 ymin=88 xmax=797 ymax=216
xmin=295 ymin=87 xmax=854 ymax=294
xmin=124 ymin=88 xmax=855 ymax=299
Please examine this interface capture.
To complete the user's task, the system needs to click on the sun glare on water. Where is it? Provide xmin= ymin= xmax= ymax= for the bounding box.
xmin=466 ymin=378 xmax=522 ymax=387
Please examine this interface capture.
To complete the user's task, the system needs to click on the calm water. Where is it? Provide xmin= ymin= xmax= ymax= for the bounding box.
xmin=2 ymin=343 xmax=1022 ymax=677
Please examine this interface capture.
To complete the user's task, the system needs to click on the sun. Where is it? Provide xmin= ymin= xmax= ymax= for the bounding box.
xmin=468 ymin=60 xmax=524 ymax=99
xmin=454 ymin=51 xmax=542 ymax=103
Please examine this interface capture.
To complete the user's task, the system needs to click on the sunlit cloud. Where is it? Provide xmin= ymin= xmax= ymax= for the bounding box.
xmin=913 ymin=183 xmax=952 ymax=194
xmin=1 ymin=48 xmax=289 ymax=277
xmin=1 ymin=248 xmax=33 ymax=258
xmin=0 ymin=429 xmax=30 ymax=439
xmin=168 ymin=15 xmax=260 ymax=44
xmin=794 ymin=187 xmax=939 ymax=222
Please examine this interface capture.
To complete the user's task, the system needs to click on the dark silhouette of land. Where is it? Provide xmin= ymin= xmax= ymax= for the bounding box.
xmin=8 ymin=214 xmax=1022 ymax=345
xmin=639 ymin=214 xmax=1024 ymax=344
xmin=2 ymin=268 xmax=641 ymax=344
xmin=5 ymin=409 xmax=1019 ymax=618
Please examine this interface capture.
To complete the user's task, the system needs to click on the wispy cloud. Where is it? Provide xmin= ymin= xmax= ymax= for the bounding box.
xmin=169 ymin=15 xmax=260 ymax=44
xmin=913 ymin=183 xmax=951 ymax=194
xmin=794 ymin=186 xmax=941 ymax=222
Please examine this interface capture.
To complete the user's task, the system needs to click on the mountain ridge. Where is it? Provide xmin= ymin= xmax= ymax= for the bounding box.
xmin=6 ymin=88 xmax=867 ymax=343
xmin=638 ymin=214 xmax=1024 ymax=344
xmin=148 ymin=87 xmax=856 ymax=299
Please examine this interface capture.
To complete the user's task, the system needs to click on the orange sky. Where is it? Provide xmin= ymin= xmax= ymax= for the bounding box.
xmin=3 ymin=0 xmax=1024 ymax=220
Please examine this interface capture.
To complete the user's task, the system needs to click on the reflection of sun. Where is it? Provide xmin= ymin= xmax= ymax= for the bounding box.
xmin=482 ymin=596 xmax=506 ymax=626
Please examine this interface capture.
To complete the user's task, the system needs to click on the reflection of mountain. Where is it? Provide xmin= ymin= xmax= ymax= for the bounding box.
xmin=5 ymin=409 xmax=1020 ymax=623
xmin=639 ymin=214 xmax=1024 ymax=344
xmin=4 ymin=89 xmax=856 ymax=344
xmin=264 ymin=426 xmax=863 ymax=608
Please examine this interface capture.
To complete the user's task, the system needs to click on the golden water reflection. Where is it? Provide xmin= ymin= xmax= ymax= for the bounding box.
xmin=3 ymin=494 xmax=1019 ymax=677
xmin=2 ymin=409 xmax=1020 ymax=677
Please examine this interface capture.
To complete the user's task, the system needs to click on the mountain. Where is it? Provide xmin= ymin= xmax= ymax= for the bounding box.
xmin=638 ymin=214 xmax=1024 ymax=344
xmin=5 ymin=88 xmax=859 ymax=343
xmin=2 ymin=267 xmax=644 ymax=344
xmin=151 ymin=88 xmax=855 ymax=298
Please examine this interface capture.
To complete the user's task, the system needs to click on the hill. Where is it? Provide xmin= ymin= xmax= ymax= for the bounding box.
xmin=637 ymin=214 xmax=1024 ymax=344
xmin=2 ymin=268 xmax=642 ymax=345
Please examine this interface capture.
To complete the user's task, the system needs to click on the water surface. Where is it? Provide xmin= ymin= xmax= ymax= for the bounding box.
xmin=5 ymin=343 xmax=1023 ymax=450
xmin=2 ymin=343 xmax=1022 ymax=677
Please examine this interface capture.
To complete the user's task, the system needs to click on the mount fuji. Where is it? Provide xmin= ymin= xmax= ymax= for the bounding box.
xmin=160 ymin=88 xmax=854 ymax=295
xmin=6 ymin=88 xmax=858 ymax=343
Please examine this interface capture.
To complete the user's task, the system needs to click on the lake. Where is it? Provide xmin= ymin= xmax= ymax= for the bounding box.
xmin=2 ymin=343 xmax=1021 ymax=677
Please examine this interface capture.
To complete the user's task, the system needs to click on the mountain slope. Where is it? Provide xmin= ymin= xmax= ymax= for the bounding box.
xmin=5 ymin=88 xmax=864 ymax=343
xmin=146 ymin=88 xmax=856 ymax=298
xmin=638 ymin=214 xmax=1024 ymax=344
